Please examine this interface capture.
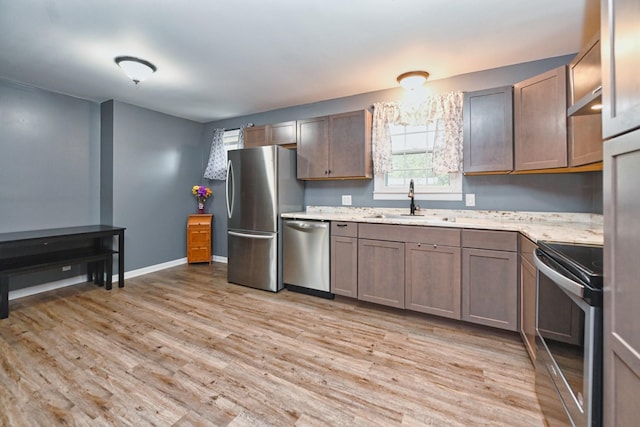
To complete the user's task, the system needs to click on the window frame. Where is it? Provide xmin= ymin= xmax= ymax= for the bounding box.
xmin=373 ymin=122 xmax=462 ymax=201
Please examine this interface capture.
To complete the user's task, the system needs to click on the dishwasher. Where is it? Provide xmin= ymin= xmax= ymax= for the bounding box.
xmin=283 ymin=219 xmax=332 ymax=297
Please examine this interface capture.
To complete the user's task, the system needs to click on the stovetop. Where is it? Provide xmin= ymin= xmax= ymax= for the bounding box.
xmin=537 ymin=241 xmax=603 ymax=289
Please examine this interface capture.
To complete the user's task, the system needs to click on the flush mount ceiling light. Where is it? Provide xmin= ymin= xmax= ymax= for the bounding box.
xmin=114 ymin=56 xmax=157 ymax=85
xmin=397 ymin=70 xmax=430 ymax=90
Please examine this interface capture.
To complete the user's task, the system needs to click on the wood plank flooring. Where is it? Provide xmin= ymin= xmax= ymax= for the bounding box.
xmin=0 ymin=262 xmax=546 ymax=426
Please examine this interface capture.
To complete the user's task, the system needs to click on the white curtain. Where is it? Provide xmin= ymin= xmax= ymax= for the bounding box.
xmin=203 ymin=128 xmax=226 ymax=180
xmin=203 ymin=124 xmax=250 ymax=180
xmin=372 ymin=91 xmax=464 ymax=175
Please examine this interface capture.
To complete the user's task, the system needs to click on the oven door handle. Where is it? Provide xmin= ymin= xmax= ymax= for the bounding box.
xmin=534 ymin=250 xmax=584 ymax=299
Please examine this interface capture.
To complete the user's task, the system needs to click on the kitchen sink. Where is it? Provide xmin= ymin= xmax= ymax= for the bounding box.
xmin=363 ymin=213 xmax=457 ymax=222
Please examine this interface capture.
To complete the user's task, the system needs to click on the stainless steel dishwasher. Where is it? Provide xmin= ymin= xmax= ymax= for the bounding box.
xmin=283 ymin=219 xmax=332 ymax=297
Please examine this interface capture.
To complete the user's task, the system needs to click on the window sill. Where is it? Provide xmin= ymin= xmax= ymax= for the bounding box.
xmin=373 ymin=192 xmax=463 ymax=201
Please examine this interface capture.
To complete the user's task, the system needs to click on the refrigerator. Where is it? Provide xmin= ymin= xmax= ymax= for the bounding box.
xmin=226 ymin=145 xmax=304 ymax=292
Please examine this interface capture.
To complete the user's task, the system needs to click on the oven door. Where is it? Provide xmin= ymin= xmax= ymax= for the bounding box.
xmin=534 ymin=250 xmax=602 ymax=427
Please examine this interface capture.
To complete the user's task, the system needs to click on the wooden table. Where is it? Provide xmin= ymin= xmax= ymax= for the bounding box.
xmin=0 ymin=225 xmax=125 ymax=319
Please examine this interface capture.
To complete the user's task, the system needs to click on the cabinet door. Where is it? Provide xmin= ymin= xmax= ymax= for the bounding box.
xmin=405 ymin=243 xmax=461 ymax=319
xmin=601 ymin=0 xmax=640 ymax=138
xmin=244 ymin=126 xmax=267 ymax=148
xmin=357 ymin=239 xmax=404 ymax=308
xmin=268 ymin=121 xmax=297 ymax=145
xmin=462 ymin=248 xmax=518 ymax=331
xmin=463 ymin=86 xmax=514 ymax=173
xmin=603 ymin=128 xmax=640 ymax=426
xmin=297 ymin=116 xmax=329 ymax=179
xmin=514 ymin=66 xmax=568 ymax=170
xmin=331 ymin=236 xmax=358 ymax=297
xmin=520 ymin=254 xmax=536 ymax=362
xmin=328 ymin=110 xmax=372 ymax=178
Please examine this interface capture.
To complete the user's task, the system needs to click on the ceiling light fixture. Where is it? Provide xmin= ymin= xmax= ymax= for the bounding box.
xmin=114 ymin=56 xmax=157 ymax=85
xmin=397 ymin=70 xmax=430 ymax=90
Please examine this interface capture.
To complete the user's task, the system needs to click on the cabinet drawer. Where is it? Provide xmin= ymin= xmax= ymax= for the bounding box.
xmin=188 ymin=215 xmax=213 ymax=226
xmin=462 ymin=229 xmax=517 ymax=251
xmin=520 ymin=235 xmax=537 ymax=266
xmin=189 ymin=231 xmax=210 ymax=245
xmin=358 ymin=223 xmax=460 ymax=246
xmin=332 ymin=221 xmax=358 ymax=237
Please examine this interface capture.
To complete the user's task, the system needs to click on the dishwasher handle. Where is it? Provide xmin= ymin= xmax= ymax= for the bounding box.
xmin=285 ymin=221 xmax=329 ymax=231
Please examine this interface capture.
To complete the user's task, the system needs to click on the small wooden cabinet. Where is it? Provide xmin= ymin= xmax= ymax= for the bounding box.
xmin=297 ymin=110 xmax=372 ymax=180
xmin=330 ymin=222 xmax=358 ymax=297
xmin=461 ymin=229 xmax=518 ymax=331
xmin=519 ymin=235 xmax=537 ymax=362
xmin=514 ymin=66 xmax=568 ymax=171
xmin=463 ymin=86 xmax=514 ymax=173
xmin=187 ymin=214 xmax=213 ymax=264
xmin=244 ymin=121 xmax=297 ymax=148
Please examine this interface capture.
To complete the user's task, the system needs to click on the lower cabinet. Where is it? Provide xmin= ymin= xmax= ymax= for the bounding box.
xmin=357 ymin=238 xmax=405 ymax=308
xmin=329 ymin=222 xmax=522 ymax=334
xmin=520 ymin=236 xmax=537 ymax=361
xmin=461 ymin=230 xmax=518 ymax=331
xmin=405 ymin=243 xmax=461 ymax=319
xmin=330 ymin=222 xmax=358 ymax=297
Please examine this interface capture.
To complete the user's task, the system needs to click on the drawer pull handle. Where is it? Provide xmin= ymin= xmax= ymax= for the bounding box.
xmin=336 ymin=224 xmax=348 ymax=228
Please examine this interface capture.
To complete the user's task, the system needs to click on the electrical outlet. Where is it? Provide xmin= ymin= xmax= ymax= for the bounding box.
xmin=465 ymin=193 xmax=476 ymax=207
xmin=62 ymin=265 xmax=71 ymax=272
xmin=341 ymin=195 xmax=352 ymax=206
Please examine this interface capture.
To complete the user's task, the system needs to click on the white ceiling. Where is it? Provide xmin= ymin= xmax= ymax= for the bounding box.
xmin=0 ymin=0 xmax=594 ymax=123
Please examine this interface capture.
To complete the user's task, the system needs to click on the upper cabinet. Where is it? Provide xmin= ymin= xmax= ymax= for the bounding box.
xmin=463 ymin=86 xmax=514 ymax=173
xmin=514 ymin=66 xmax=568 ymax=171
xmin=601 ymin=0 xmax=640 ymax=138
xmin=567 ymin=33 xmax=603 ymax=166
xmin=297 ymin=109 xmax=372 ymax=180
xmin=244 ymin=121 xmax=297 ymax=148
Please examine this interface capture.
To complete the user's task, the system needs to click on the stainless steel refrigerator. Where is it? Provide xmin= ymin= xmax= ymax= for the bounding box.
xmin=226 ymin=145 xmax=304 ymax=292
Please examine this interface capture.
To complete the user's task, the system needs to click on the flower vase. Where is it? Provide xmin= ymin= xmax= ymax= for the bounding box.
xmin=197 ymin=201 xmax=205 ymax=214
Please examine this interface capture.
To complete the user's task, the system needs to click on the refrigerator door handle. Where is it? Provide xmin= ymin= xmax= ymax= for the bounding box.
xmin=226 ymin=159 xmax=234 ymax=219
xmin=228 ymin=231 xmax=274 ymax=240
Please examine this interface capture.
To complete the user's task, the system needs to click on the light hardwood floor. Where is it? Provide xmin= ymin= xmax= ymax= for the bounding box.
xmin=0 ymin=262 xmax=546 ymax=426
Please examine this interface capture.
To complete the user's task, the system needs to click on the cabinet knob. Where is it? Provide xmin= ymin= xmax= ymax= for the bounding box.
xmin=433 ymin=244 xmax=437 ymax=248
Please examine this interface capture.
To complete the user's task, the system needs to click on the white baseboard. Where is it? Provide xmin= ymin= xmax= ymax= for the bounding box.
xmin=212 ymin=255 xmax=227 ymax=263
xmin=7 ymin=256 xmax=214 ymax=301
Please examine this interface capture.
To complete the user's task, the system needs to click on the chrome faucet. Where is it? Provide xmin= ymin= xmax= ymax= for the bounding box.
xmin=408 ymin=179 xmax=417 ymax=215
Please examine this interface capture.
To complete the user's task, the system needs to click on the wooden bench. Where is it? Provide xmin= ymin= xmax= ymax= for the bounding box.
xmin=0 ymin=247 xmax=116 ymax=319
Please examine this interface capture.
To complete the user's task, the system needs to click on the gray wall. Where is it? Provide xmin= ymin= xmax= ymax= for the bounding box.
xmin=0 ymin=78 xmax=101 ymax=288
xmin=104 ymin=101 xmax=205 ymax=271
xmin=0 ymin=79 xmax=101 ymax=231
xmin=0 ymin=78 xmax=207 ymax=289
xmin=203 ymin=54 xmax=603 ymax=258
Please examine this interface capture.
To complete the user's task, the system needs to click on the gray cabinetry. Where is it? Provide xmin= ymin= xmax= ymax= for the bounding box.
xmin=519 ymin=235 xmax=537 ymax=362
xmin=567 ymin=33 xmax=603 ymax=167
xmin=244 ymin=121 xmax=297 ymax=148
xmin=602 ymin=0 xmax=640 ymax=419
xmin=330 ymin=222 xmax=358 ymax=297
xmin=297 ymin=110 xmax=372 ymax=180
xmin=461 ymin=229 xmax=518 ymax=331
xmin=357 ymin=238 xmax=404 ymax=308
xmin=514 ymin=66 xmax=568 ymax=171
xmin=406 ymin=242 xmax=461 ymax=319
xmin=463 ymin=86 xmax=514 ymax=173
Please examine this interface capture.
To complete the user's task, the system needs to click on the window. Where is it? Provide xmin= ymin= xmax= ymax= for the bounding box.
xmin=223 ymin=128 xmax=241 ymax=153
xmin=374 ymin=122 xmax=462 ymax=200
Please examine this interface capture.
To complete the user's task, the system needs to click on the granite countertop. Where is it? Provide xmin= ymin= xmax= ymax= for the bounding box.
xmin=282 ymin=206 xmax=603 ymax=246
